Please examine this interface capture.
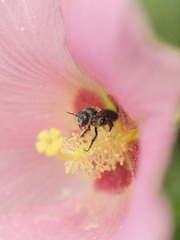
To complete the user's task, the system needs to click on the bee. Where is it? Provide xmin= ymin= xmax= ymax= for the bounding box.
xmin=67 ymin=107 xmax=118 ymax=151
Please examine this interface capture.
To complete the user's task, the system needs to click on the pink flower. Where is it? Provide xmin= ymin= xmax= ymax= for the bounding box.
xmin=0 ymin=0 xmax=180 ymax=239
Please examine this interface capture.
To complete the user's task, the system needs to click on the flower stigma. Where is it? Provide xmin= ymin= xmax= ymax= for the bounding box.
xmin=36 ymin=113 xmax=139 ymax=179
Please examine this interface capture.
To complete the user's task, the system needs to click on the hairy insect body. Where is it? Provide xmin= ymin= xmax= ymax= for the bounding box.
xmin=75 ymin=107 xmax=118 ymax=151
xmin=76 ymin=107 xmax=99 ymax=128
xmin=77 ymin=107 xmax=118 ymax=127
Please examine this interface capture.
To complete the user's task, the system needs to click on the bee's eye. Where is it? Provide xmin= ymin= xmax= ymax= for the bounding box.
xmin=76 ymin=112 xmax=89 ymax=127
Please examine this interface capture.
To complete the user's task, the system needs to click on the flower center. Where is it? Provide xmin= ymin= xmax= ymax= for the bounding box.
xmin=36 ymin=114 xmax=138 ymax=179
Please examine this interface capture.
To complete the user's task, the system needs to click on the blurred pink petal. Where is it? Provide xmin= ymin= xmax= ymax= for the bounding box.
xmin=0 ymin=0 xmax=90 ymax=208
xmin=0 ymin=190 xmax=131 ymax=239
xmin=0 ymin=0 xmax=180 ymax=239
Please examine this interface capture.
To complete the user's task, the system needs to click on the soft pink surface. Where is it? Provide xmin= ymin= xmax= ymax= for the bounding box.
xmin=0 ymin=189 xmax=130 ymax=240
xmin=0 ymin=0 xmax=89 ymax=209
xmin=0 ymin=0 xmax=180 ymax=239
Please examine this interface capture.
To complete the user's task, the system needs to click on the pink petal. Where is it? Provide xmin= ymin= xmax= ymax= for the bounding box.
xmin=0 ymin=0 xmax=86 ymax=146
xmin=119 ymin=108 xmax=176 ymax=240
xmin=0 ymin=0 xmax=90 ymax=207
xmin=0 ymin=190 xmax=130 ymax=239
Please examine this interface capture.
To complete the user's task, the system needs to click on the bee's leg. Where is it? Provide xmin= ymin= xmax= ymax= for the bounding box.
xmin=107 ymin=120 xmax=114 ymax=132
xmin=85 ymin=127 xmax=98 ymax=152
xmin=80 ymin=125 xmax=90 ymax=138
xmin=107 ymin=121 xmax=115 ymax=138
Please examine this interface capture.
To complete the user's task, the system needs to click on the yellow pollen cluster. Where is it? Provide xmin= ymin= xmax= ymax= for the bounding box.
xmin=36 ymin=122 xmax=138 ymax=178
xmin=36 ymin=128 xmax=64 ymax=156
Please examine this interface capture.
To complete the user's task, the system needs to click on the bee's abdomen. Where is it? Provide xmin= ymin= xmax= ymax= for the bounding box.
xmin=98 ymin=109 xmax=118 ymax=122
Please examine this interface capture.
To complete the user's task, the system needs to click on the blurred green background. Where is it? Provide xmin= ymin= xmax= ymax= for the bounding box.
xmin=141 ymin=0 xmax=180 ymax=47
xmin=140 ymin=0 xmax=180 ymax=239
xmin=165 ymin=138 xmax=180 ymax=240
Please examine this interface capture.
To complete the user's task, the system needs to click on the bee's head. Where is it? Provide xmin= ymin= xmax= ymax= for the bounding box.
xmin=76 ymin=111 xmax=89 ymax=127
